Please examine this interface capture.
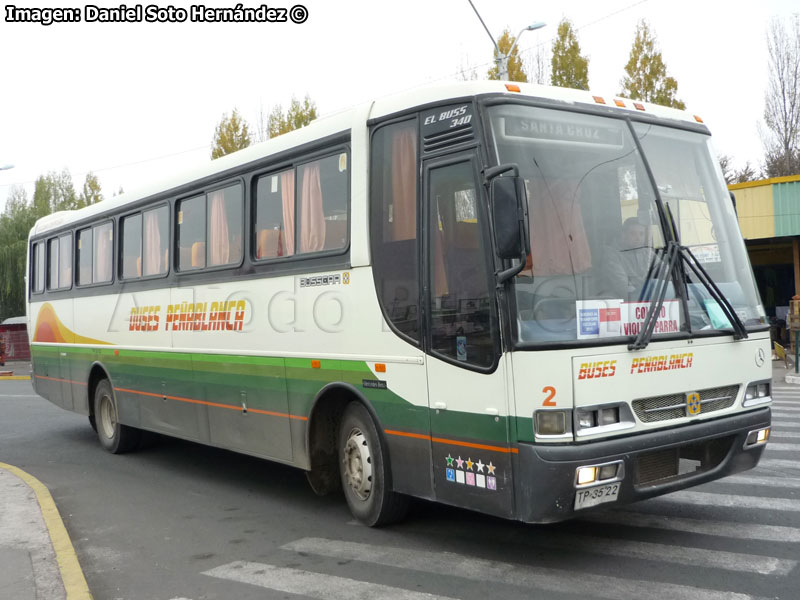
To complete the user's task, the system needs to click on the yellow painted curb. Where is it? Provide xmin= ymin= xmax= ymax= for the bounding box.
xmin=0 ymin=376 xmax=31 ymax=380
xmin=0 ymin=463 xmax=92 ymax=600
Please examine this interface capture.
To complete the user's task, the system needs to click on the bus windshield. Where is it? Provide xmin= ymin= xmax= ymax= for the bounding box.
xmin=487 ymin=104 xmax=766 ymax=344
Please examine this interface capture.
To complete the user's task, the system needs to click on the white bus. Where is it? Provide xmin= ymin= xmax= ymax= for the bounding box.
xmin=27 ymin=81 xmax=772 ymax=526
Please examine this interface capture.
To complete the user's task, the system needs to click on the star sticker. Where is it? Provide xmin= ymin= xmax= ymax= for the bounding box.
xmin=466 ymin=458 xmax=474 ymax=471
xmin=446 ymin=454 xmax=454 ymax=467
xmin=487 ymin=461 xmax=496 ymax=475
xmin=455 ymin=456 xmax=464 ymax=469
xmin=476 ymin=460 xmax=485 ymax=473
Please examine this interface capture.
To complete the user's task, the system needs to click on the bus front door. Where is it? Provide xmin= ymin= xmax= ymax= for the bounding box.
xmin=423 ymin=154 xmax=515 ymax=518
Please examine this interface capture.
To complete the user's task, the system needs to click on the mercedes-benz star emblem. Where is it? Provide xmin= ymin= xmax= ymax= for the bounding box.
xmin=755 ymin=348 xmax=766 ymax=367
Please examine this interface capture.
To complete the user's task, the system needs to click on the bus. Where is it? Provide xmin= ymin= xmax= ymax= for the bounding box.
xmin=26 ymin=81 xmax=772 ymax=526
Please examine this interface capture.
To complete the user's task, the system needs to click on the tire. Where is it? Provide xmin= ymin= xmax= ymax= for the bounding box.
xmin=88 ymin=415 xmax=97 ymax=433
xmin=93 ymin=379 xmax=140 ymax=454
xmin=338 ymin=402 xmax=409 ymax=526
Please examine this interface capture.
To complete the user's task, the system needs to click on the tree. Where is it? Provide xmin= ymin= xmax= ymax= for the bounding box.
xmin=762 ymin=16 xmax=800 ymax=177
xmin=32 ymin=169 xmax=78 ymax=217
xmin=531 ymin=45 xmax=551 ymax=86
xmin=619 ymin=20 xmax=686 ymax=109
xmin=487 ymin=29 xmax=528 ymax=82
xmin=719 ymin=154 xmax=734 ymax=185
xmin=733 ymin=162 xmax=759 ymax=183
xmin=211 ymin=108 xmax=252 ymax=159
xmin=267 ymin=95 xmax=318 ymax=138
xmin=77 ymin=172 xmax=103 ymax=208
xmin=0 ymin=186 xmax=37 ymax=319
xmin=550 ymin=18 xmax=589 ymax=90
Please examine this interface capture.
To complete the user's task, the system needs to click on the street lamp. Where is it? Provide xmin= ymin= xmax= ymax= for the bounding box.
xmin=466 ymin=0 xmax=545 ymax=81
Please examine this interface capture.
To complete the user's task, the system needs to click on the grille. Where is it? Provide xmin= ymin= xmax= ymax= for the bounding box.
xmin=423 ymin=125 xmax=474 ymax=152
xmin=634 ymin=436 xmax=734 ymax=486
xmin=632 ymin=385 xmax=739 ymax=423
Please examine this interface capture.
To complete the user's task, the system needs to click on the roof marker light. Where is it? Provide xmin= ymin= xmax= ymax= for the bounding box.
xmin=633 ymin=102 xmax=645 ymax=111
xmin=694 ymin=115 xmax=704 ymax=123
xmin=505 ymin=84 xmax=521 ymax=93
xmin=592 ymin=96 xmax=606 ymax=104
xmin=614 ymin=99 xmax=626 ymax=108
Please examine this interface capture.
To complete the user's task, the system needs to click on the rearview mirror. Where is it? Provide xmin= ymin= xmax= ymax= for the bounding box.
xmin=491 ymin=176 xmax=527 ymax=260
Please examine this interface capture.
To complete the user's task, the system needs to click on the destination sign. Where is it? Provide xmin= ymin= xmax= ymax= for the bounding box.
xmin=504 ymin=116 xmax=623 ymax=146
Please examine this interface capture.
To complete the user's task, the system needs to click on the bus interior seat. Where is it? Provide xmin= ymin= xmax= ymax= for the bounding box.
xmin=324 ymin=219 xmax=347 ymax=250
xmin=191 ymin=242 xmax=205 ymax=268
xmin=257 ymin=229 xmax=283 ymax=259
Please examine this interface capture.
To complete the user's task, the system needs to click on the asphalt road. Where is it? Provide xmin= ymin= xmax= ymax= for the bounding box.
xmin=1 ymin=370 xmax=799 ymax=600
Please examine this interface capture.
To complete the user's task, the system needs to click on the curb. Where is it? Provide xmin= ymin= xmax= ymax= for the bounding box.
xmin=0 ymin=376 xmax=31 ymax=381
xmin=785 ymin=373 xmax=800 ymax=385
xmin=0 ymin=463 xmax=92 ymax=600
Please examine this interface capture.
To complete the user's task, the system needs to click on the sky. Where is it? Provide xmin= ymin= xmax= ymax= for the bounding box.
xmin=0 ymin=0 xmax=797 ymax=212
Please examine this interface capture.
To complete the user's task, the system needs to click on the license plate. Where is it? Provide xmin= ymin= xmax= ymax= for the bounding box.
xmin=574 ymin=482 xmax=620 ymax=510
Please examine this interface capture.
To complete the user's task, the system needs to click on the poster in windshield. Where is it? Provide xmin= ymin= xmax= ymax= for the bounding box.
xmin=576 ymin=299 xmax=681 ymax=340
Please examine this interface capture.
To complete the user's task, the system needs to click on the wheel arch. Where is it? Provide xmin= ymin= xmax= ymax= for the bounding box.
xmin=86 ymin=361 xmax=112 ymax=419
xmin=304 ymin=382 xmax=390 ymax=495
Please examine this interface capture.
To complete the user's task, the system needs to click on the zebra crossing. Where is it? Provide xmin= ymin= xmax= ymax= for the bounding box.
xmin=203 ymin=385 xmax=800 ymax=600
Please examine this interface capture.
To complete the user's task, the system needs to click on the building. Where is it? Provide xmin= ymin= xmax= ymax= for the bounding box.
xmin=0 ymin=316 xmax=31 ymax=363
xmin=730 ymin=174 xmax=800 ymax=340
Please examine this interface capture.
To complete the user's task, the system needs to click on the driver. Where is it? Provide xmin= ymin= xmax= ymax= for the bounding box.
xmin=603 ymin=217 xmax=654 ymax=300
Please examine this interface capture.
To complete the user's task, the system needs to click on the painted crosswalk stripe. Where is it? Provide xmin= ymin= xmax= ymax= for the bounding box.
xmin=771 ymin=421 xmax=800 ymax=428
xmin=711 ymin=473 xmax=800 ymax=489
xmin=282 ymin=538 xmax=770 ymax=600
xmin=770 ymin=431 xmax=800 ymax=439
xmin=771 ymin=413 xmax=800 ymax=419
xmin=649 ymin=490 xmax=800 ymax=512
xmin=542 ymin=533 xmax=793 ymax=575
xmin=582 ymin=510 xmax=800 ymax=542
xmin=202 ymin=561 xmax=458 ymax=600
xmin=762 ymin=442 xmax=800 ymax=451
xmin=758 ymin=458 xmax=800 ymax=471
xmin=771 ymin=406 xmax=800 ymax=412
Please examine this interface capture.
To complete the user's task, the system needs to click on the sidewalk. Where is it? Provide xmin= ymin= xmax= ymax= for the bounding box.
xmin=0 ymin=359 xmax=32 ymax=380
xmin=0 ymin=464 xmax=91 ymax=600
xmin=772 ymin=360 xmax=800 ymax=386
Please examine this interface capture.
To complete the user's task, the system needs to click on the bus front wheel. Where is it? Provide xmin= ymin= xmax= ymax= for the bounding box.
xmin=93 ymin=379 xmax=140 ymax=454
xmin=338 ymin=402 xmax=409 ymax=526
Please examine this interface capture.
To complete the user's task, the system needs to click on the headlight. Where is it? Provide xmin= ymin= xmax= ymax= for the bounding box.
xmin=535 ymin=410 xmax=568 ymax=435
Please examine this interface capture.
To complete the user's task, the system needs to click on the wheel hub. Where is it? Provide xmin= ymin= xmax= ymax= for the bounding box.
xmin=99 ymin=394 xmax=116 ymax=439
xmin=343 ymin=428 xmax=372 ymax=501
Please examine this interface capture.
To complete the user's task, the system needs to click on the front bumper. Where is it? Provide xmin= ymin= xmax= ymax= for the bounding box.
xmin=513 ymin=407 xmax=771 ymax=523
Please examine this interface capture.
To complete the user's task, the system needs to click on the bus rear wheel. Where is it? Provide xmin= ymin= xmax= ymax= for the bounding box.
xmin=338 ymin=402 xmax=409 ymax=526
xmin=93 ymin=379 xmax=140 ymax=454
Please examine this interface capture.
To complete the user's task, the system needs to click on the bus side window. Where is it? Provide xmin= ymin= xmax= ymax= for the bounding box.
xmin=93 ymin=222 xmax=113 ymax=284
xmin=207 ymin=183 xmax=243 ymax=267
xmin=32 ymin=241 xmax=45 ymax=293
xmin=254 ymin=169 xmax=295 ymax=259
xmin=297 ymin=153 xmax=348 ymax=255
xmin=77 ymin=228 xmax=93 ymax=286
xmin=47 ymin=237 xmax=59 ymax=290
xmin=142 ymin=206 xmax=169 ymax=276
xmin=121 ymin=213 xmax=143 ymax=279
xmin=177 ymin=195 xmax=206 ymax=271
xmin=370 ymin=120 xmax=419 ymax=342
xmin=58 ymin=233 xmax=72 ymax=289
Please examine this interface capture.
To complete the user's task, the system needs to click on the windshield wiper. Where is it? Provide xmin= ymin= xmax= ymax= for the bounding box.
xmin=628 ymin=241 xmax=748 ymax=350
xmin=629 ymin=240 xmax=680 ymax=350
xmin=681 ymin=245 xmax=748 ymax=340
